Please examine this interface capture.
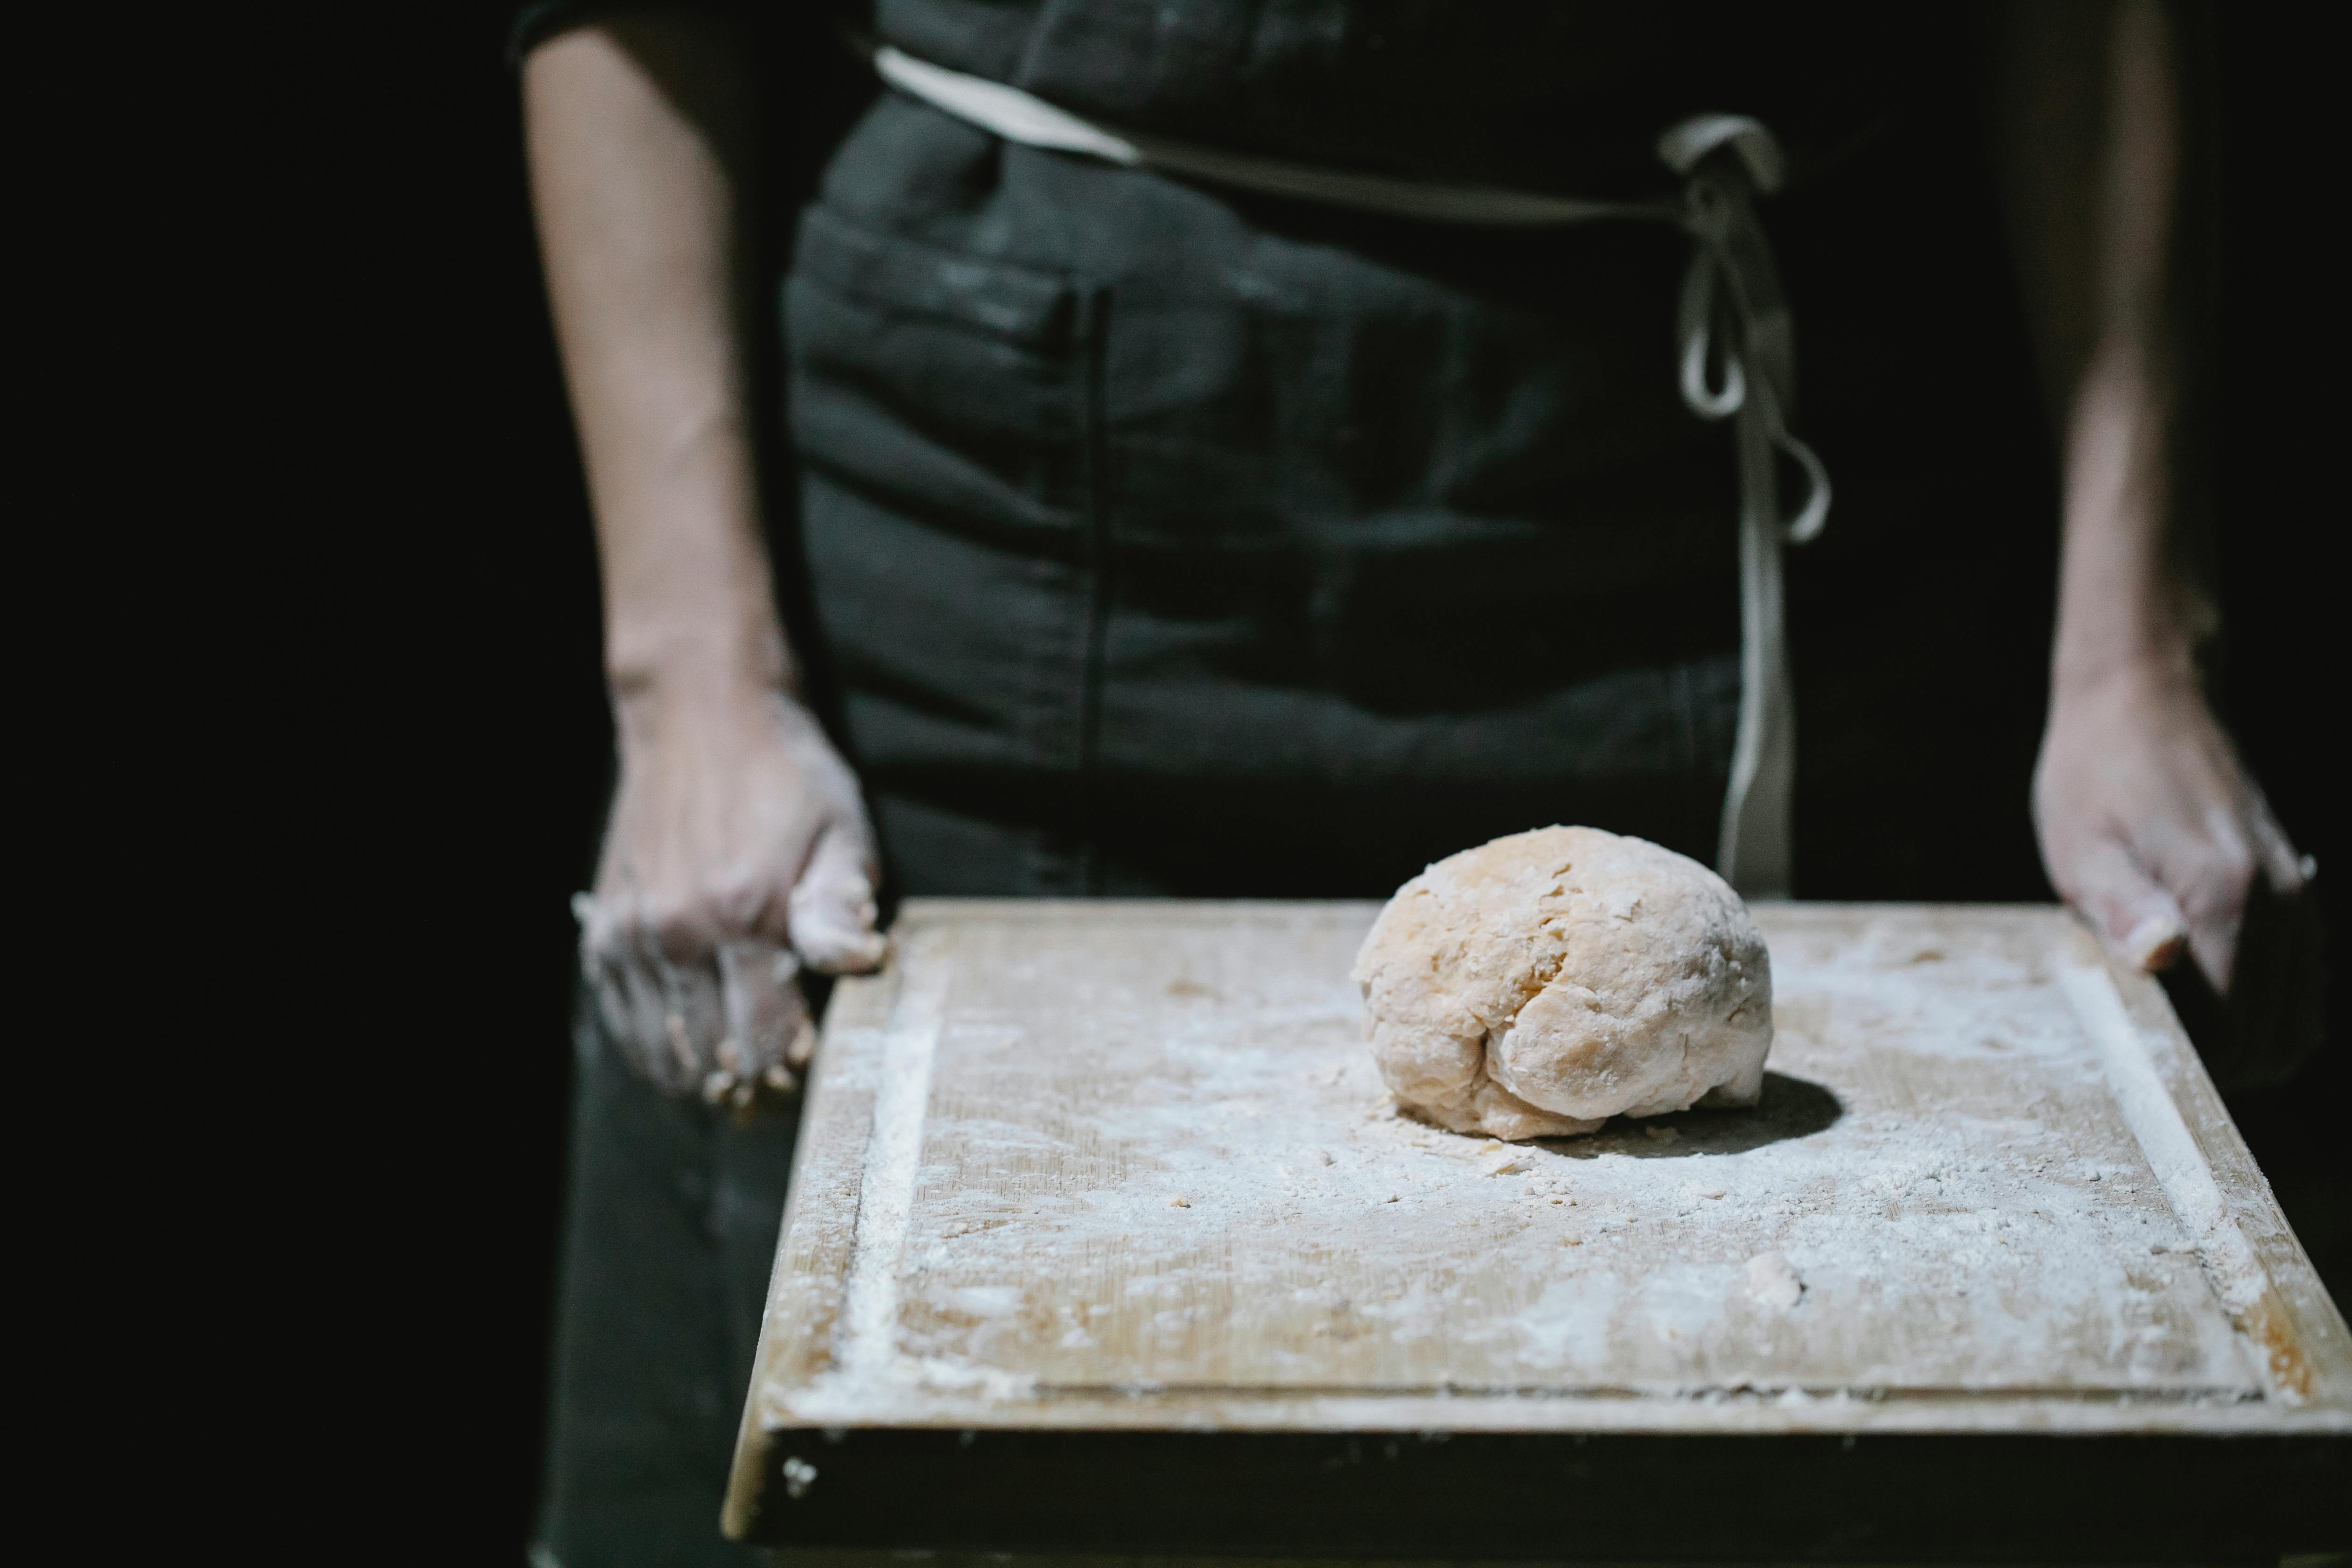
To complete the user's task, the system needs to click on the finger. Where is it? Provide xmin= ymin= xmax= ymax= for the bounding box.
xmin=585 ymin=889 xmax=741 ymax=1097
xmin=2135 ymin=804 xmax=2254 ymax=999
xmin=2233 ymin=786 xmax=2309 ymax=896
xmin=649 ymin=952 xmax=728 ymax=1102
xmin=789 ymin=824 xmax=889 ymax=974
xmin=573 ymin=894 xmax=634 ymax=1044
xmin=718 ymin=938 xmax=811 ymax=1097
xmin=601 ymin=899 xmax=684 ymax=1087
xmin=2066 ymin=836 xmax=2189 ymax=973
xmin=606 ymin=952 xmax=682 ymax=1089
xmin=630 ymin=905 xmax=705 ymax=1095
xmin=786 ymin=1004 xmax=820 ymax=1071
xmin=2184 ymin=919 xmax=2237 ymax=999
xmin=2169 ymin=809 xmax=2249 ymax=997
xmin=632 ymin=888 xmax=741 ymax=1097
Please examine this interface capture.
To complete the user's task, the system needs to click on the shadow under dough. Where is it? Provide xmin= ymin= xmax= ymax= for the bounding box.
xmin=1539 ymin=1071 xmax=1844 ymax=1159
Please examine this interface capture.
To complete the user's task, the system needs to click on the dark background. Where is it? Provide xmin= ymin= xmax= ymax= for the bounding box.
xmin=279 ymin=6 xmax=2343 ymax=1553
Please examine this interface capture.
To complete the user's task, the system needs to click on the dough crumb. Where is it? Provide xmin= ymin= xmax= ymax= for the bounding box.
xmin=1353 ymin=826 xmax=1772 ymax=1141
xmin=1747 ymin=1251 xmax=1805 ymax=1310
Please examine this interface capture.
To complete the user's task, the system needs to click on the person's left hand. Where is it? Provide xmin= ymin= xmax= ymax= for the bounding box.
xmin=2034 ymin=657 xmax=2309 ymax=992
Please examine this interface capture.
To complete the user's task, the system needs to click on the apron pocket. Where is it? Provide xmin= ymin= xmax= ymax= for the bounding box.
xmin=784 ymin=204 xmax=1095 ymax=556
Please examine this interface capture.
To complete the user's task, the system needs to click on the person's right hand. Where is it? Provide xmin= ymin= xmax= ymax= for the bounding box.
xmin=2034 ymin=656 xmax=2307 ymax=994
xmin=572 ymin=680 xmax=887 ymax=1108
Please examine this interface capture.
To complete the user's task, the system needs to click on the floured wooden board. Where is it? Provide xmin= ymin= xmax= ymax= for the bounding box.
xmin=728 ymin=901 xmax=2351 ymax=1556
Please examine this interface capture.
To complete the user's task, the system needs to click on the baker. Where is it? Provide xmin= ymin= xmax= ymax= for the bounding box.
xmin=517 ymin=4 xmax=2308 ymax=1561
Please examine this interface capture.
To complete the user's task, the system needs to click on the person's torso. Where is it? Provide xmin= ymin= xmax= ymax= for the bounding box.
xmin=781 ymin=2 xmax=2041 ymax=897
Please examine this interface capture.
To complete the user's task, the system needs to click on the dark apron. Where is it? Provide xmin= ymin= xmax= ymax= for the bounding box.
xmin=788 ymin=98 xmax=1749 ymax=898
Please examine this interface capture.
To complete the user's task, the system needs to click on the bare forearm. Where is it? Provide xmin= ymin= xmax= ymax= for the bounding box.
xmin=1992 ymin=0 xmax=2192 ymax=694
xmin=525 ymin=17 xmax=790 ymax=707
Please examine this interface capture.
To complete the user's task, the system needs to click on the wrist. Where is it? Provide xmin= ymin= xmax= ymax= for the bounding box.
xmin=2051 ymin=629 xmax=2192 ymax=699
xmin=2048 ymin=642 xmax=2194 ymax=714
xmin=607 ymin=623 xmax=797 ymax=719
xmin=2051 ymin=355 xmax=2194 ymax=703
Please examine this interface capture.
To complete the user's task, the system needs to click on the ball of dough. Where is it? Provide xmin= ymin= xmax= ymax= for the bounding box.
xmin=1351 ymin=826 xmax=1771 ymax=1140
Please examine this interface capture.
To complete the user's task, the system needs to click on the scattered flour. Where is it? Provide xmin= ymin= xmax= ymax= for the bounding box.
xmin=1748 ymin=1252 xmax=1806 ymax=1310
xmin=784 ymin=906 xmax=2259 ymax=1417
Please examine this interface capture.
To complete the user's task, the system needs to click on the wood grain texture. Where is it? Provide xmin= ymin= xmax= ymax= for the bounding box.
xmin=726 ymin=901 xmax=2351 ymax=1544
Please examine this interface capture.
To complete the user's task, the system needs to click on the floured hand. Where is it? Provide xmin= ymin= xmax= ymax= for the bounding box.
xmin=2035 ymin=659 xmax=2306 ymax=994
xmin=575 ymin=682 xmax=887 ymax=1109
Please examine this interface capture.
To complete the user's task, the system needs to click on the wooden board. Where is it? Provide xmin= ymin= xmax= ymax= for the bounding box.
xmin=727 ymin=901 xmax=2352 ymax=1556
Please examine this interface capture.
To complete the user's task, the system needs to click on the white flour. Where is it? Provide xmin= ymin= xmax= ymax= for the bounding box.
xmin=785 ymin=906 xmax=2284 ymax=1423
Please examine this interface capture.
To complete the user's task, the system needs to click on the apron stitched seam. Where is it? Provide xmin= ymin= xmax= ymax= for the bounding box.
xmin=1075 ymin=283 xmax=1114 ymax=894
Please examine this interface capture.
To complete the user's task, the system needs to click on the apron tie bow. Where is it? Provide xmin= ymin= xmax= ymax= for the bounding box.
xmin=1657 ymin=116 xmax=1833 ymax=896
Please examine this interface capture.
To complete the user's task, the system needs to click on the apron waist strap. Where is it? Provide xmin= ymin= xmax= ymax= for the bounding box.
xmin=864 ymin=40 xmax=1830 ymax=898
